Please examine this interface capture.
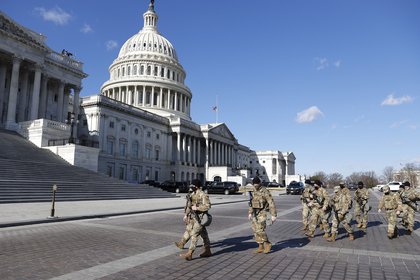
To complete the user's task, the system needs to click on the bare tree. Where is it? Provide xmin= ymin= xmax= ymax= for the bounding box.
xmin=327 ymin=172 xmax=344 ymax=188
xmin=311 ymin=171 xmax=328 ymax=184
xmin=401 ymin=163 xmax=419 ymax=186
xmin=382 ymin=166 xmax=394 ymax=183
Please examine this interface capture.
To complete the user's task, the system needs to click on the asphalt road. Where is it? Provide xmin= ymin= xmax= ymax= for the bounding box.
xmin=0 ymin=191 xmax=419 ymax=280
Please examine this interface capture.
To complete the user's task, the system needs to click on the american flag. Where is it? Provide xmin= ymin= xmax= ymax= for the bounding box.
xmin=212 ymin=106 xmax=218 ymax=111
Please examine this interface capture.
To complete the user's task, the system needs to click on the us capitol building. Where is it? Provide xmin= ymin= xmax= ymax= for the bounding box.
xmin=0 ymin=1 xmax=297 ymax=186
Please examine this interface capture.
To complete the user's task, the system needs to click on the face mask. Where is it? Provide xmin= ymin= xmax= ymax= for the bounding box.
xmin=358 ymin=185 xmax=363 ymax=189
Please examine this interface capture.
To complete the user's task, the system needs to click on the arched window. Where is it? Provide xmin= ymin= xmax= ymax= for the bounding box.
xmin=118 ymin=68 xmax=120 ymax=77
xmin=160 ymin=68 xmax=164 ymax=77
xmin=133 ymin=65 xmax=138 ymax=75
xmin=147 ymin=66 xmax=151 ymax=75
xmin=122 ymin=67 xmax=125 ymax=76
xmin=140 ymin=65 xmax=144 ymax=75
xmin=119 ymin=139 xmax=127 ymax=157
xmin=127 ymin=66 xmax=131 ymax=76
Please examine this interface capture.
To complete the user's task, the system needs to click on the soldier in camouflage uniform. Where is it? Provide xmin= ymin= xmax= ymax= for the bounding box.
xmin=354 ymin=181 xmax=370 ymax=232
xmin=248 ymin=176 xmax=277 ymax=254
xmin=306 ymin=180 xmax=330 ymax=239
xmin=399 ymin=181 xmax=418 ymax=235
xmin=378 ymin=185 xmax=402 ymax=239
xmin=175 ymin=179 xmax=212 ymax=261
xmin=328 ymin=183 xmax=354 ymax=241
xmin=301 ymin=179 xmax=313 ymax=231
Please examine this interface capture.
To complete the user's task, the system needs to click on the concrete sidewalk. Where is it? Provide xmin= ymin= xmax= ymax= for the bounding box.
xmin=0 ymin=194 xmax=249 ymax=228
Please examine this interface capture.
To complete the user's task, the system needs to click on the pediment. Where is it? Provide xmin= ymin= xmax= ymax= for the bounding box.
xmin=208 ymin=123 xmax=236 ymax=141
xmin=0 ymin=11 xmax=49 ymax=51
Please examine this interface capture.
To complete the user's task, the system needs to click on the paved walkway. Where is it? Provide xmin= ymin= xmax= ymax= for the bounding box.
xmin=0 ymin=191 xmax=286 ymax=228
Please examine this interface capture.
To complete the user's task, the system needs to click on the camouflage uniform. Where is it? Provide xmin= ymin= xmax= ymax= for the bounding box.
xmin=354 ymin=183 xmax=370 ymax=231
xmin=399 ymin=183 xmax=418 ymax=234
xmin=175 ymin=183 xmax=211 ymax=260
xmin=306 ymin=182 xmax=330 ymax=238
xmin=248 ymin=182 xmax=277 ymax=253
xmin=301 ymin=183 xmax=313 ymax=231
xmin=378 ymin=186 xmax=402 ymax=239
xmin=328 ymin=185 xmax=354 ymax=241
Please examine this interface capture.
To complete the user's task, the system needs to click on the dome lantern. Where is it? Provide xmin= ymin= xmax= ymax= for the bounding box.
xmin=142 ymin=0 xmax=158 ymax=32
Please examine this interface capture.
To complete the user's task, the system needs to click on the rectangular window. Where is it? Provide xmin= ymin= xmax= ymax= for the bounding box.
xmin=119 ymin=142 xmax=126 ymax=157
xmin=155 ymin=149 xmax=159 ymax=161
xmin=146 ymin=147 xmax=151 ymax=159
xmin=121 ymin=124 xmax=126 ymax=131
xmin=118 ymin=166 xmax=125 ymax=180
xmin=132 ymin=143 xmax=139 ymax=158
xmin=107 ymin=140 xmax=114 ymax=155
xmin=154 ymin=170 xmax=159 ymax=181
xmin=109 ymin=121 xmax=114 ymax=128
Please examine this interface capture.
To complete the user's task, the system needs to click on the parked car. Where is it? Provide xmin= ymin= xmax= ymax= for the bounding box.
xmin=374 ymin=184 xmax=387 ymax=191
xmin=286 ymin=181 xmax=304 ymax=195
xmin=387 ymin=181 xmax=402 ymax=192
xmin=347 ymin=182 xmax=358 ymax=190
xmin=160 ymin=181 xmax=189 ymax=193
xmin=140 ymin=180 xmax=160 ymax=188
xmin=267 ymin=182 xmax=283 ymax=188
xmin=206 ymin=181 xmax=239 ymax=195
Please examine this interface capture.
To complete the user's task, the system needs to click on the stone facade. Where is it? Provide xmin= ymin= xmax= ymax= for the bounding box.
xmin=0 ymin=2 xmax=296 ymax=185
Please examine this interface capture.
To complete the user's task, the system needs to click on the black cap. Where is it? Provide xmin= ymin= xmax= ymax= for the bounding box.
xmin=304 ymin=179 xmax=311 ymax=184
xmin=357 ymin=181 xmax=364 ymax=186
xmin=403 ymin=181 xmax=411 ymax=187
xmin=191 ymin=179 xmax=202 ymax=188
xmin=252 ymin=177 xmax=261 ymax=184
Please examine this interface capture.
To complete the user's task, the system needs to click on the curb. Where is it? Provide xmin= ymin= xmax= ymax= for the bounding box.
xmin=0 ymin=199 xmax=248 ymax=229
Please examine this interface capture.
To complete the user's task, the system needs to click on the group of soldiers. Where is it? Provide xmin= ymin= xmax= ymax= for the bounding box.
xmin=302 ymin=179 xmax=419 ymax=241
xmin=174 ymin=177 xmax=277 ymax=261
xmin=172 ymin=177 xmax=418 ymax=261
xmin=378 ymin=181 xmax=420 ymax=238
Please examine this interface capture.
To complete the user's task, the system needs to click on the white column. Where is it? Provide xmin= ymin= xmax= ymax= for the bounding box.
xmin=174 ymin=92 xmax=178 ymax=111
xmin=142 ymin=86 xmax=146 ymax=105
xmin=151 ymin=87 xmax=155 ymax=107
xmin=29 ymin=65 xmax=42 ymax=120
xmin=187 ymin=135 xmax=191 ymax=164
xmin=56 ymin=81 xmax=65 ymax=122
xmin=209 ymin=140 xmax=213 ymax=165
xmin=192 ymin=137 xmax=196 ymax=165
xmin=0 ymin=64 xmax=7 ymax=123
xmin=167 ymin=89 xmax=170 ymax=109
xmin=160 ymin=87 xmax=163 ymax=108
xmin=17 ymin=70 xmax=29 ymax=122
xmin=182 ymin=134 xmax=187 ymax=162
xmin=177 ymin=132 xmax=181 ymax=162
xmin=134 ymin=86 xmax=139 ymax=106
xmin=197 ymin=139 xmax=201 ymax=166
xmin=72 ymin=87 xmax=81 ymax=139
xmin=62 ymin=88 xmax=70 ymax=121
xmin=205 ymin=138 xmax=209 ymax=178
xmin=6 ymin=56 xmax=22 ymax=128
xmin=38 ymin=75 xmax=49 ymax=118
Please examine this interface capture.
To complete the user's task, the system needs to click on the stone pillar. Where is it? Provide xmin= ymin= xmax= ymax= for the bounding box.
xmin=192 ymin=137 xmax=196 ymax=165
xmin=6 ymin=56 xmax=22 ymax=128
xmin=174 ymin=92 xmax=178 ymax=111
xmin=56 ymin=81 xmax=65 ymax=122
xmin=177 ymin=132 xmax=181 ymax=162
xmin=182 ymin=134 xmax=187 ymax=162
xmin=38 ymin=75 xmax=49 ymax=118
xmin=17 ymin=70 xmax=29 ymax=122
xmin=205 ymin=138 xmax=209 ymax=178
xmin=72 ymin=87 xmax=81 ymax=139
xmin=0 ymin=64 xmax=7 ymax=124
xmin=187 ymin=135 xmax=191 ymax=164
xmin=29 ymin=65 xmax=42 ymax=120
xmin=63 ymin=88 xmax=70 ymax=121
xmin=160 ymin=87 xmax=163 ymax=108
xmin=142 ymin=86 xmax=146 ymax=105
xmin=134 ymin=86 xmax=139 ymax=106
xmin=167 ymin=89 xmax=170 ymax=109
xmin=209 ymin=140 xmax=213 ymax=166
xmin=197 ymin=139 xmax=201 ymax=166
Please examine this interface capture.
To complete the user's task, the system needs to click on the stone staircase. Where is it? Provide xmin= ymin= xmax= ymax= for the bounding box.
xmin=0 ymin=129 xmax=174 ymax=203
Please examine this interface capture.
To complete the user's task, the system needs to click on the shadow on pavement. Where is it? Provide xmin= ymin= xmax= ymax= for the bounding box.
xmin=274 ymin=237 xmax=310 ymax=252
xmin=211 ymin=235 xmax=255 ymax=255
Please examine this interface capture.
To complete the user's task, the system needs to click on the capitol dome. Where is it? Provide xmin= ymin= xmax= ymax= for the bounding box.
xmin=101 ymin=1 xmax=192 ymax=120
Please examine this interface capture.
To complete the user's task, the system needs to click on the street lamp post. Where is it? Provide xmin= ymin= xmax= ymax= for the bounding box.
xmin=69 ymin=112 xmax=75 ymax=144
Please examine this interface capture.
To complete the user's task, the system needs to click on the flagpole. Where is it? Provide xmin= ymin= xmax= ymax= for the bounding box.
xmin=216 ymin=95 xmax=218 ymax=124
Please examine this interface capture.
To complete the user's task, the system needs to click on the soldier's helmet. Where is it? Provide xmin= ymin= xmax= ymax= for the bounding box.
xmin=334 ymin=186 xmax=340 ymax=192
xmin=252 ymin=176 xmax=261 ymax=185
xmin=304 ymin=179 xmax=312 ymax=185
xmin=403 ymin=181 xmax=411 ymax=187
xmin=191 ymin=179 xmax=202 ymax=188
xmin=339 ymin=182 xmax=345 ymax=188
xmin=314 ymin=180 xmax=322 ymax=187
xmin=357 ymin=181 xmax=364 ymax=187
xmin=383 ymin=185 xmax=390 ymax=193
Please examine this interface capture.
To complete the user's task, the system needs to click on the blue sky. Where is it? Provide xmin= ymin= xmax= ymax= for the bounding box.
xmin=2 ymin=0 xmax=419 ymax=178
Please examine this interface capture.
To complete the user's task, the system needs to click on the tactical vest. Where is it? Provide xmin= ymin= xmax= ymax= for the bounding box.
xmin=250 ymin=189 xmax=267 ymax=209
xmin=383 ymin=194 xmax=398 ymax=210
